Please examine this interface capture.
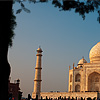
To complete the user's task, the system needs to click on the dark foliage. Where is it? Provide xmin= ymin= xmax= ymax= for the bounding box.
xmin=52 ymin=0 xmax=100 ymax=22
xmin=9 ymin=10 xmax=17 ymax=47
xmin=93 ymin=97 xmax=96 ymax=100
xmin=0 ymin=1 xmax=15 ymax=100
xmin=87 ymin=97 xmax=92 ymax=100
xmin=14 ymin=0 xmax=100 ymax=23
xmin=81 ymin=97 xmax=83 ymax=100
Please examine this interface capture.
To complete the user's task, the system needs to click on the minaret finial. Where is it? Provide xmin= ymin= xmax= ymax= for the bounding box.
xmin=69 ymin=65 xmax=70 ymax=70
xmin=73 ymin=63 xmax=75 ymax=69
xmin=37 ymin=46 xmax=43 ymax=53
xmin=39 ymin=45 xmax=41 ymax=48
xmin=73 ymin=63 xmax=75 ymax=67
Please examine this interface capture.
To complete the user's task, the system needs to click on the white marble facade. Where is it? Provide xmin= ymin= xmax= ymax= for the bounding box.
xmin=69 ymin=42 xmax=100 ymax=92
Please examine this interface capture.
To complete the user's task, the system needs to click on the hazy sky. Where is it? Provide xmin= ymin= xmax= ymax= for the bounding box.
xmin=10 ymin=1 xmax=100 ymax=97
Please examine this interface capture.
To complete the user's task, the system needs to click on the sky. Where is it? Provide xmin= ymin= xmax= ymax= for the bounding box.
xmin=9 ymin=1 xmax=100 ymax=97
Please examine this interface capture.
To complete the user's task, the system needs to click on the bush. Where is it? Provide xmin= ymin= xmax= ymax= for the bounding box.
xmin=93 ymin=97 xmax=96 ymax=100
xmin=68 ymin=96 xmax=70 ymax=100
xmin=81 ymin=97 xmax=83 ymax=100
xmin=87 ymin=97 xmax=92 ymax=100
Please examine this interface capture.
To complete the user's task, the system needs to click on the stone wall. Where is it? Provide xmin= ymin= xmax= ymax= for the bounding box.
xmin=40 ymin=92 xmax=97 ymax=99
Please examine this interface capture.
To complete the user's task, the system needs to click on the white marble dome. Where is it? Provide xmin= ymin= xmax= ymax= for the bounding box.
xmin=89 ymin=42 xmax=100 ymax=63
xmin=78 ymin=57 xmax=87 ymax=65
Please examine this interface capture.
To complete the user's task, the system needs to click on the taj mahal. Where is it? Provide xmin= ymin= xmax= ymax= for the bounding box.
xmin=32 ymin=42 xmax=100 ymax=99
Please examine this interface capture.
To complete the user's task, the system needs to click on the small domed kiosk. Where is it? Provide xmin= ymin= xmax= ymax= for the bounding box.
xmin=77 ymin=57 xmax=87 ymax=68
xmin=78 ymin=57 xmax=87 ymax=65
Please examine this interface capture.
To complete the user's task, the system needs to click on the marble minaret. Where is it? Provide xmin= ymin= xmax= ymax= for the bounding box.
xmin=32 ymin=47 xmax=43 ymax=99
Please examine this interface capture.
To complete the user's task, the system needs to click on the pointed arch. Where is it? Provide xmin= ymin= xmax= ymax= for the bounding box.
xmin=75 ymin=84 xmax=80 ymax=92
xmin=88 ymin=72 xmax=100 ymax=91
xmin=75 ymin=74 xmax=81 ymax=82
xmin=70 ymin=74 xmax=72 ymax=82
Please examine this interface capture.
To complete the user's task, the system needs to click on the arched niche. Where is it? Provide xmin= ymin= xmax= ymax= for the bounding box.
xmin=70 ymin=74 xmax=72 ymax=82
xmin=88 ymin=72 xmax=100 ymax=92
xmin=75 ymin=74 xmax=81 ymax=82
xmin=75 ymin=84 xmax=80 ymax=92
xmin=70 ymin=85 xmax=72 ymax=91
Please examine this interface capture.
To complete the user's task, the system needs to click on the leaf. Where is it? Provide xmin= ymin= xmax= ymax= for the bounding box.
xmin=21 ymin=2 xmax=25 ymax=8
xmin=16 ymin=9 xmax=22 ymax=14
xmin=22 ymin=7 xmax=31 ymax=13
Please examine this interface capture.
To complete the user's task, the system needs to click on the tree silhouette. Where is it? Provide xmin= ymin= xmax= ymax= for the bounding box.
xmin=15 ymin=0 xmax=100 ymax=23
xmin=52 ymin=0 xmax=100 ymax=23
xmin=0 ymin=0 xmax=100 ymax=99
xmin=0 ymin=1 xmax=16 ymax=100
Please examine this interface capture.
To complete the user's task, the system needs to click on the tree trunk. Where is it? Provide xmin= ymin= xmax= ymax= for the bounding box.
xmin=0 ymin=1 xmax=13 ymax=100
